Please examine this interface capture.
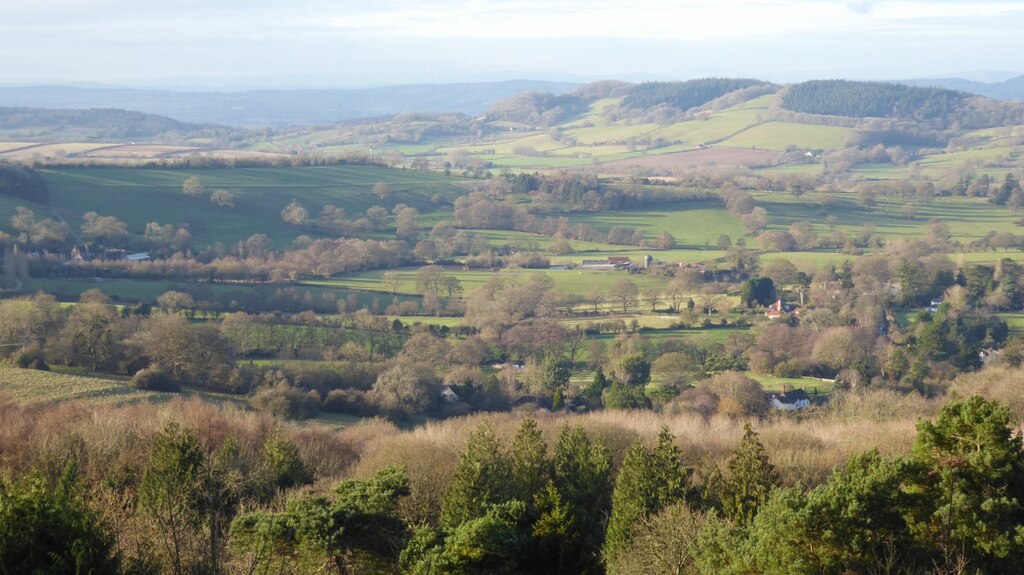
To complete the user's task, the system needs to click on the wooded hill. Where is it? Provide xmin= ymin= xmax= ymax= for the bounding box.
xmin=0 ymin=106 xmax=250 ymax=144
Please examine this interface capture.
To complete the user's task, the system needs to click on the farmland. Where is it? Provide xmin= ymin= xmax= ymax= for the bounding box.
xmin=38 ymin=165 xmax=467 ymax=247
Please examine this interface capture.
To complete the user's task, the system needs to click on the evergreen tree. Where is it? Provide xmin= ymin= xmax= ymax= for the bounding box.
xmin=552 ymin=425 xmax=612 ymax=574
xmin=604 ymin=428 xmax=690 ymax=566
xmin=139 ymin=421 xmax=206 ymax=575
xmin=720 ymin=424 xmax=780 ymax=526
xmin=440 ymin=424 xmax=511 ymax=530
xmin=232 ymin=465 xmax=410 ymax=575
xmin=909 ymin=396 xmax=1024 ymax=573
xmin=0 ymin=463 xmax=120 ymax=575
xmin=509 ymin=416 xmax=551 ymax=512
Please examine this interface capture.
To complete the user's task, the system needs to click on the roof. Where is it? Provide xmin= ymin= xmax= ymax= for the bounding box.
xmin=774 ymin=388 xmax=810 ymax=404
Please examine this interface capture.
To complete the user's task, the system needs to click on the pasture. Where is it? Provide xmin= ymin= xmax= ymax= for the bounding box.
xmin=37 ymin=165 xmax=467 ymax=247
xmin=0 ymin=366 xmax=163 ymax=406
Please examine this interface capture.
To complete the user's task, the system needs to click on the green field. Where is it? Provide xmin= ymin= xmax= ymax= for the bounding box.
xmin=306 ymin=267 xmax=673 ymax=298
xmin=754 ymin=193 xmax=1022 ymax=244
xmin=746 ymin=372 xmax=835 ymax=396
xmin=568 ymin=202 xmax=747 ymax=249
xmin=24 ymin=276 xmax=421 ymax=309
xmin=0 ymin=366 xmax=166 ymax=405
xmin=722 ymin=122 xmax=850 ymax=151
xmin=38 ymin=165 xmax=467 ymax=247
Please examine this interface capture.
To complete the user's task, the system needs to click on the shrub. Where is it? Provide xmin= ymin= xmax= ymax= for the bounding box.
xmin=11 ymin=346 xmax=49 ymax=371
xmin=250 ymin=382 xmax=320 ymax=420
xmin=322 ymin=388 xmax=367 ymax=414
xmin=131 ymin=367 xmax=181 ymax=392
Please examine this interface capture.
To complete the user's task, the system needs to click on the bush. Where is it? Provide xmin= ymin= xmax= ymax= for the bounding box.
xmin=11 ymin=346 xmax=49 ymax=371
xmin=322 ymin=388 xmax=367 ymax=414
xmin=131 ymin=367 xmax=181 ymax=392
xmin=250 ymin=382 xmax=320 ymax=419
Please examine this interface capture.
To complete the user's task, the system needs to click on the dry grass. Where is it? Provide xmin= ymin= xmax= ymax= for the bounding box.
xmin=0 ymin=392 xmax=359 ymax=487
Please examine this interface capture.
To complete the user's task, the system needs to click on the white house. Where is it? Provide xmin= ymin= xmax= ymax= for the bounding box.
xmin=769 ymin=387 xmax=811 ymax=411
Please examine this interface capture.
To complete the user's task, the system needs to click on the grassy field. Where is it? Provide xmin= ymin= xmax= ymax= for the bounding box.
xmin=0 ymin=366 xmax=166 ymax=406
xmin=721 ymin=122 xmax=850 ymax=151
xmin=24 ymin=276 xmax=421 ymax=309
xmin=568 ymin=202 xmax=747 ymax=248
xmin=754 ymin=192 xmax=1022 ymax=244
xmin=306 ymin=267 xmax=673 ymax=297
xmin=746 ymin=372 xmax=835 ymax=396
xmin=37 ymin=165 xmax=468 ymax=247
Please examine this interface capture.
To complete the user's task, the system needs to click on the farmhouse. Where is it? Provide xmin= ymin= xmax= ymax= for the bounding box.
xmin=769 ymin=387 xmax=811 ymax=411
xmin=765 ymin=299 xmax=793 ymax=320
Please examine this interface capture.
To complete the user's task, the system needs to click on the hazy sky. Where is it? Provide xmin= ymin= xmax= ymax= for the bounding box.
xmin=4 ymin=0 xmax=1024 ymax=87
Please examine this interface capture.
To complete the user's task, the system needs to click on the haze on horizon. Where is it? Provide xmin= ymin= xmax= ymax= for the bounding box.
xmin=3 ymin=0 xmax=1024 ymax=89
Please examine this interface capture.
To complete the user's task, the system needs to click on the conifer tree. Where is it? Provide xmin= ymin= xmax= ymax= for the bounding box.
xmin=552 ymin=425 xmax=612 ymax=573
xmin=720 ymin=424 xmax=779 ymax=526
xmin=604 ymin=427 xmax=690 ymax=567
xmin=440 ymin=424 xmax=511 ymax=530
xmin=509 ymin=416 xmax=551 ymax=511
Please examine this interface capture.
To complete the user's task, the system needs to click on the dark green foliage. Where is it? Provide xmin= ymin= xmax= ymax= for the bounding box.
xmin=404 ymin=501 xmax=527 ymax=575
xmin=991 ymin=173 xmax=1022 ymax=205
xmin=604 ymin=428 xmax=691 ymax=566
xmin=232 ymin=465 xmax=410 ymax=575
xmin=552 ymin=425 xmax=612 ymax=572
xmin=719 ymin=424 xmax=779 ymax=526
xmin=739 ymin=277 xmax=777 ymax=308
xmin=262 ymin=431 xmax=312 ymax=490
xmin=509 ymin=417 xmax=550 ymax=509
xmin=781 ymin=80 xmax=966 ymax=121
xmin=696 ymin=397 xmax=1024 ymax=575
xmin=0 ymin=164 xmax=48 ymax=203
xmin=909 ymin=396 xmax=1024 ymax=573
xmin=138 ymin=422 xmax=205 ymax=575
xmin=440 ymin=424 xmax=511 ymax=530
xmin=0 ymin=464 xmax=120 ymax=575
xmin=623 ymin=78 xmax=764 ymax=111
xmin=602 ymin=378 xmax=650 ymax=410
xmin=617 ymin=354 xmax=651 ymax=388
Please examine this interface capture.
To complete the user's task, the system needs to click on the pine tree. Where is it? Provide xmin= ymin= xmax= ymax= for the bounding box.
xmin=552 ymin=425 xmax=612 ymax=573
xmin=440 ymin=424 xmax=511 ymax=530
xmin=720 ymin=424 xmax=779 ymax=526
xmin=510 ymin=416 xmax=551 ymax=511
xmin=604 ymin=428 xmax=690 ymax=567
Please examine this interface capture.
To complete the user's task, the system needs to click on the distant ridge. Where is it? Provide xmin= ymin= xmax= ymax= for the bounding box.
xmin=900 ymin=75 xmax=1024 ymax=101
xmin=0 ymin=81 xmax=579 ymax=127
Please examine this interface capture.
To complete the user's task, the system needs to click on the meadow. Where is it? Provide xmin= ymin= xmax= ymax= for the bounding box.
xmin=38 ymin=165 xmax=468 ymax=247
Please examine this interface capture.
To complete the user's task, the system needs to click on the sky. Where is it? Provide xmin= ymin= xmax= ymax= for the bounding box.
xmin=3 ymin=0 xmax=1024 ymax=88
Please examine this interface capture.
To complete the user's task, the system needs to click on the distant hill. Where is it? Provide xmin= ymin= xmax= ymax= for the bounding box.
xmin=778 ymin=80 xmax=1024 ymax=130
xmin=486 ymin=92 xmax=586 ymax=126
xmin=900 ymin=75 xmax=1024 ymax=101
xmin=0 ymin=107 xmax=245 ymax=144
xmin=0 ymin=81 xmax=579 ymax=127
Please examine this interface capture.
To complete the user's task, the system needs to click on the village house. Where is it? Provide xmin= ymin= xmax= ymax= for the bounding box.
xmin=765 ymin=299 xmax=793 ymax=320
xmin=769 ymin=387 xmax=811 ymax=411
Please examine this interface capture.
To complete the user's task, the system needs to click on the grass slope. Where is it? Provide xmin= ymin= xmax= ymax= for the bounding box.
xmin=37 ymin=165 xmax=466 ymax=247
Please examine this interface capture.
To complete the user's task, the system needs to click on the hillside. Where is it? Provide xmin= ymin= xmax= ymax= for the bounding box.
xmin=3 ymin=77 xmax=1024 ymax=179
xmin=0 ymin=80 xmax=579 ymax=126
xmin=0 ymin=106 xmax=248 ymax=145
xmin=902 ymin=74 xmax=1024 ymax=101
